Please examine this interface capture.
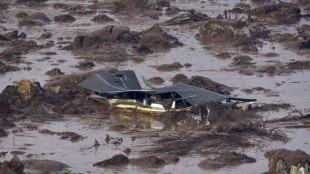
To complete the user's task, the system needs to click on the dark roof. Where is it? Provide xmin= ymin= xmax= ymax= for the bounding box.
xmin=155 ymin=84 xmax=228 ymax=106
xmin=78 ymin=70 xmax=142 ymax=93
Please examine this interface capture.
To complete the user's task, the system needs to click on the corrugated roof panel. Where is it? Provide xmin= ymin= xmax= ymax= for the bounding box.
xmin=155 ymin=84 xmax=228 ymax=105
xmin=78 ymin=70 xmax=142 ymax=93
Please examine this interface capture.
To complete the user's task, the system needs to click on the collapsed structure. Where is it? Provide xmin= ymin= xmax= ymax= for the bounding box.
xmin=79 ymin=70 xmax=256 ymax=117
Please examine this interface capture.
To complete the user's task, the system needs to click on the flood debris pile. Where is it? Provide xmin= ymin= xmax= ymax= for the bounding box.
xmin=199 ymin=152 xmax=256 ymax=170
xmin=196 ymin=20 xmax=257 ymax=51
xmin=66 ymin=24 xmax=182 ymax=62
xmin=269 ymin=24 xmax=310 ymax=51
xmin=163 ymin=9 xmax=210 ymax=26
xmin=264 ymin=149 xmax=310 ymax=174
xmin=249 ymin=3 xmax=301 ymax=24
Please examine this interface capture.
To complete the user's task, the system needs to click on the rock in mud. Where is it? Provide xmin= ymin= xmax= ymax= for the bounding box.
xmin=0 ymin=156 xmax=24 ymax=174
xmin=92 ymin=15 xmax=114 ymax=22
xmin=196 ymin=20 xmax=253 ymax=46
xmin=139 ymin=24 xmax=183 ymax=52
xmin=130 ymin=156 xmax=165 ymax=168
xmin=199 ymin=152 xmax=256 ymax=169
xmin=250 ymin=4 xmax=301 ymax=24
xmin=298 ymin=24 xmax=310 ymax=39
xmin=264 ymin=149 xmax=310 ymax=174
xmin=54 ymin=14 xmax=76 ymax=23
xmin=22 ymin=159 xmax=69 ymax=173
xmin=18 ymin=12 xmax=51 ymax=27
xmin=45 ymin=68 xmax=65 ymax=77
xmin=93 ymin=154 xmax=129 ymax=167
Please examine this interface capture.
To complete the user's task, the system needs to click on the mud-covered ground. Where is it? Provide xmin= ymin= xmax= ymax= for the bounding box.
xmin=1 ymin=0 xmax=310 ymax=173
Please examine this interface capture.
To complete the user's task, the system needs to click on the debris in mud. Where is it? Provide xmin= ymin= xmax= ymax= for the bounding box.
xmin=251 ymin=24 xmax=271 ymax=39
xmin=215 ymin=52 xmax=231 ymax=59
xmin=163 ymin=9 xmax=210 ymax=26
xmin=112 ymin=0 xmax=170 ymax=15
xmin=0 ymin=3 xmax=9 ymax=10
xmin=92 ymin=15 xmax=114 ymax=23
xmin=66 ymin=24 xmax=182 ymax=62
xmin=15 ymin=12 xmax=29 ymax=19
xmin=39 ymin=32 xmax=52 ymax=39
xmin=249 ymin=3 xmax=301 ymax=24
xmin=130 ymin=156 xmax=165 ymax=168
xmin=1 ymin=80 xmax=44 ymax=106
xmin=0 ymin=156 xmax=24 ymax=174
xmin=93 ymin=154 xmax=129 ymax=167
xmin=68 ymin=5 xmax=96 ymax=16
xmin=45 ymin=68 xmax=65 ymax=77
xmin=16 ymin=0 xmax=48 ymax=4
xmin=75 ymin=61 xmax=95 ymax=71
xmin=165 ymin=6 xmax=181 ymax=16
xmin=139 ymin=24 xmax=183 ymax=52
xmin=171 ymin=73 xmax=189 ymax=84
xmin=0 ymin=62 xmax=20 ymax=75
xmin=53 ymin=3 xmax=70 ymax=10
xmin=18 ymin=12 xmax=51 ymax=27
xmin=22 ymin=159 xmax=69 ymax=173
xmin=232 ymin=55 xmax=254 ymax=68
xmin=196 ymin=20 xmax=255 ymax=49
xmin=39 ymin=129 xmax=84 ymax=142
xmin=0 ymin=118 xmax=16 ymax=129
xmin=148 ymin=77 xmax=164 ymax=85
xmin=264 ymin=149 xmax=310 ymax=174
xmin=58 ymin=131 xmax=84 ymax=142
xmin=154 ymin=62 xmax=184 ymax=72
xmin=199 ymin=152 xmax=256 ymax=170
xmin=187 ymin=76 xmax=232 ymax=95
xmin=54 ymin=14 xmax=76 ymax=23
xmin=0 ymin=129 xmax=8 ymax=137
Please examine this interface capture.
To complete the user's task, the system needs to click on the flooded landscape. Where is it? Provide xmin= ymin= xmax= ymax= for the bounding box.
xmin=1 ymin=0 xmax=310 ymax=173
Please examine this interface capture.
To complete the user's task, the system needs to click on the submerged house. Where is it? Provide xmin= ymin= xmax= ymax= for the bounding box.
xmin=78 ymin=70 xmax=256 ymax=115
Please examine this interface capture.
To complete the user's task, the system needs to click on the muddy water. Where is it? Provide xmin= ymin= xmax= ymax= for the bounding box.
xmin=1 ymin=0 xmax=310 ymax=173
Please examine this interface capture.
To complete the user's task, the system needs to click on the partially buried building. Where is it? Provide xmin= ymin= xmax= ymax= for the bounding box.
xmin=78 ymin=70 xmax=256 ymax=118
